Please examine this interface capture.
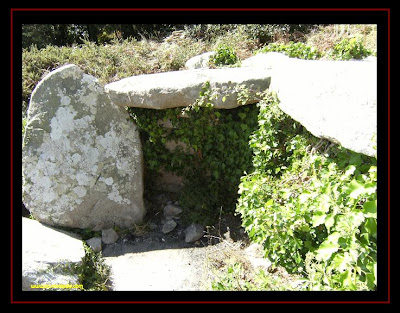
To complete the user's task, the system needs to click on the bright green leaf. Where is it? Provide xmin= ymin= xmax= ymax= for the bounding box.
xmin=315 ymin=234 xmax=340 ymax=261
xmin=347 ymin=179 xmax=365 ymax=198
xmin=299 ymin=191 xmax=312 ymax=203
xmin=363 ymin=200 xmax=377 ymax=218
xmin=265 ymin=199 xmax=274 ymax=207
xmin=312 ymin=212 xmax=326 ymax=227
xmin=324 ymin=213 xmax=335 ymax=233
xmin=331 ymin=252 xmax=352 ymax=272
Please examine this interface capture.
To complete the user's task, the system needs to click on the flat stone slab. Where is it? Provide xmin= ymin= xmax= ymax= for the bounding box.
xmin=270 ymin=54 xmax=377 ymax=157
xmin=104 ymin=67 xmax=271 ymax=109
xmin=22 ymin=217 xmax=85 ymax=291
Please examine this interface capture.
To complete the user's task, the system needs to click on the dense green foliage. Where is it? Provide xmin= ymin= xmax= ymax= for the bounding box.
xmin=128 ymin=83 xmax=259 ymax=223
xmin=259 ymin=41 xmax=322 ymax=60
xmin=236 ymin=95 xmax=377 ymax=290
xmin=210 ymin=44 xmax=238 ymax=66
xmin=259 ymin=38 xmax=374 ymax=61
xmin=328 ymin=37 xmax=375 ymax=60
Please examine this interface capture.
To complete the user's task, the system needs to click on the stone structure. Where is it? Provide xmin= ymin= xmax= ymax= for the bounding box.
xmin=104 ymin=67 xmax=271 ymax=109
xmin=22 ymin=53 xmax=377 ymax=229
xmin=22 ymin=64 xmax=145 ymax=230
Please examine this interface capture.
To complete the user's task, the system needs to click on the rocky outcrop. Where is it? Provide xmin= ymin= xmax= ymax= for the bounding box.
xmin=104 ymin=67 xmax=271 ymax=109
xmin=22 ymin=64 xmax=145 ymax=230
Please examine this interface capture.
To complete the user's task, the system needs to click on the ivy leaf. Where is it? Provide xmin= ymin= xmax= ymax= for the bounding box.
xmin=238 ymin=112 xmax=247 ymax=120
xmin=340 ymin=165 xmax=356 ymax=180
xmin=365 ymin=262 xmax=377 ymax=289
xmin=315 ymin=232 xmax=340 ymax=261
xmin=312 ymin=212 xmax=326 ymax=227
xmin=324 ymin=213 xmax=335 ymax=233
xmin=299 ymin=191 xmax=312 ymax=203
xmin=339 ymin=270 xmax=357 ymax=290
xmin=347 ymin=179 xmax=365 ymax=199
xmin=331 ymin=252 xmax=352 ymax=272
xmin=363 ymin=200 xmax=377 ymax=218
xmin=315 ymin=241 xmax=339 ymax=261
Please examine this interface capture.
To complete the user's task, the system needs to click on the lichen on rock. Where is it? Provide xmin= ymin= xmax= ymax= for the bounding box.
xmin=22 ymin=64 xmax=145 ymax=230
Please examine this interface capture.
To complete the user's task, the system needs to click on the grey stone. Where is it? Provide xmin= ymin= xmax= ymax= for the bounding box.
xmin=269 ymin=54 xmax=377 ymax=157
xmin=185 ymin=51 xmax=215 ymax=69
xmin=22 ymin=64 xmax=145 ymax=230
xmin=22 ymin=217 xmax=85 ymax=291
xmin=163 ymin=204 xmax=183 ymax=219
xmin=184 ymin=223 xmax=204 ymax=243
xmin=104 ymin=67 xmax=271 ymax=110
xmin=102 ymin=228 xmax=119 ymax=244
xmin=86 ymin=237 xmax=102 ymax=252
xmin=161 ymin=219 xmax=177 ymax=234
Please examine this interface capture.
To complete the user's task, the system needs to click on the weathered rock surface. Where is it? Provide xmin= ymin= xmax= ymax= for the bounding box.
xmin=86 ymin=237 xmax=102 ymax=252
xmin=161 ymin=219 xmax=177 ymax=234
xmin=184 ymin=223 xmax=205 ymax=243
xmin=163 ymin=204 xmax=183 ymax=219
xmin=102 ymin=228 xmax=119 ymax=244
xmin=269 ymin=53 xmax=377 ymax=157
xmin=104 ymin=67 xmax=271 ymax=109
xmin=22 ymin=217 xmax=85 ymax=291
xmin=22 ymin=64 xmax=145 ymax=230
xmin=185 ymin=51 xmax=215 ymax=69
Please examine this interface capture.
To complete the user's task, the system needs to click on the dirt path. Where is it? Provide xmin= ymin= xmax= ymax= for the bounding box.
xmin=104 ymin=245 xmax=214 ymax=291
xmin=101 ymin=192 xmax=268 ymax=291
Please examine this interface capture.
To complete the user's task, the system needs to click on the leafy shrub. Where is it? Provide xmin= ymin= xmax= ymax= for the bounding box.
xmin=328 ymin=37 xmax=374 ymax=60
xmin=259 ymin=41 xmax=321 ymax=60
xmin=210 ymin=44 xmax=238 ymax=66
xmin=236 ymin=95 xmax=377 ymax=290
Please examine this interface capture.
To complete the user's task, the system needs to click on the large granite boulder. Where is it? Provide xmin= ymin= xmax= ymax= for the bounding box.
xmin=22 ymin=64 xmax=145 ymax=230
xmin=268 ymin=53 xmax=377 ymax=157
xmin=104 ymin=67 xmax=271 ymax=109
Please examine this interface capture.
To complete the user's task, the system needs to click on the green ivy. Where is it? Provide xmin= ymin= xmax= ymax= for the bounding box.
xmin=236 ymin=97 xmax=377 ymax=290
xmin=128 ymin=82 xmax=260 ymax=222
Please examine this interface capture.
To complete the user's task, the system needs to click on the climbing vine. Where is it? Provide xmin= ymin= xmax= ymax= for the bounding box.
xmin=128 ymin=82 xmax=260 ymax=221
